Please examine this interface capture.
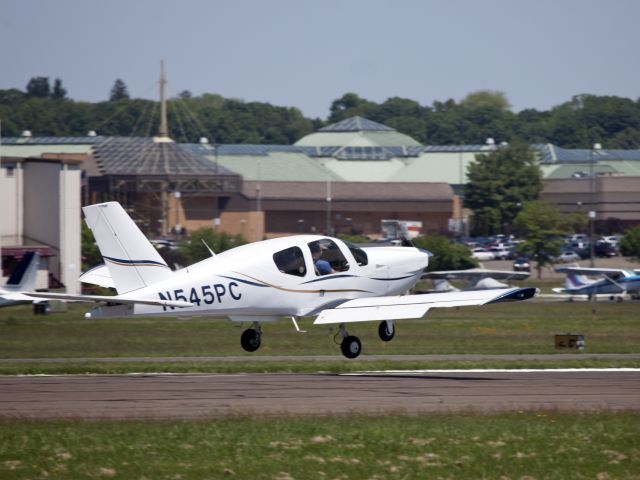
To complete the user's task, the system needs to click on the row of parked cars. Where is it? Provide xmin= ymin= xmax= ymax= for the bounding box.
xmin=464 ymin=234 xmax=622 ymax=272
xmin=466 ymin=235 xmax=522 ymax=261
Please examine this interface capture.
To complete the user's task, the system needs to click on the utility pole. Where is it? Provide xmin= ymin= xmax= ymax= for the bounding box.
xmin=326 ymin=176 xmax=332 ymax=236
xmin=589 ymin=143 xmax=601 ymax=267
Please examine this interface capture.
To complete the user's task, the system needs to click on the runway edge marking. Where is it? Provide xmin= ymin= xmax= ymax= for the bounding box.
xmin=342 ymin=368 xmax=640 ymax=375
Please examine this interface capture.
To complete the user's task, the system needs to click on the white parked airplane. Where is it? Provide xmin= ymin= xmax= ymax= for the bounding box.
xmin=554 ymin=266 xmax=640 ymax=301
xmin=423 ymin=269 xmax=530 ymax=292
xmin=26 ymin=202 xmax=536 ymax=358
xmin=0 ymin=251 xmax=40 ymax=307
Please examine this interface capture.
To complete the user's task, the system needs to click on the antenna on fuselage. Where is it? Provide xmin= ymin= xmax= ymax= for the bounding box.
xmin=201 ymin=239 xmax=216 ymax=257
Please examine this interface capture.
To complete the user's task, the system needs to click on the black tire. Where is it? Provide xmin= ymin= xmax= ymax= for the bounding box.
xmin=241 ymin=328 xmax=261 ymax=352
xmin=378 ymin=320 xmax=395 ymax=342
xmin=340 ymin=335 xmax=362 ymax=359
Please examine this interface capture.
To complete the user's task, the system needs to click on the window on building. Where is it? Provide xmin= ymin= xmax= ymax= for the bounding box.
xmin=273 ymin=246 xmax=307 ymax=277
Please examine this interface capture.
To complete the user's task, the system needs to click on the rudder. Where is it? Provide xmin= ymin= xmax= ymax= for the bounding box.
xmin=83 ymin=202 xmax=172 ymax=294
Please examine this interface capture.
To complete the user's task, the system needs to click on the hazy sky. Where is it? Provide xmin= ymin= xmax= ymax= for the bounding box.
xmin=2 ymin=0 xmax=639 ymax=119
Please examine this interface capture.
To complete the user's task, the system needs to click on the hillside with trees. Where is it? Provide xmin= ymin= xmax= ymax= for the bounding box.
xmin=1 ymin=78 xmax=639 ymax=148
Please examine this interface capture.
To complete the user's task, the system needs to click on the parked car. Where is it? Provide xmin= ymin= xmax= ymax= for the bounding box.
xmin=601 ymin=235 xmax=620 ymax=247
xmin=557 ymin=251 xmax=581 ymax=263
xmin=471 ymin=247 xmax=494 ymax=261
xmin=595 ymin=240 xmax=617 ymax=257
xmin=513 ymin=257 xmax=531 ymax=272
xmin=489 ymin=246 xmax=510 ymax=260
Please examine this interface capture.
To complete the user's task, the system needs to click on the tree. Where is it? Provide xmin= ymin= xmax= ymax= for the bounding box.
xmin=412 ymin=235 xmax=478 ymax=271
xmin=328 ymin=92 xmax=375 ymax=122
xmin=619 ymin=226 xmax=640 ymax=261
xmin=109 ymin=79 xmax=129 ymax=101
xmin=51 ymin=78 xmax=67 ymax=100
xmin=513 ymin=201 xmax=565 ymax=279
xmin=460 ymin=90 xmax=511 ymax=111
xmin=179 ymin=228 xmax=246 ymax=265
xmin=26 ymin=77 xmax=51 ymax=97
xmin=81 ymin=222 xmax=102 ymax=271
xmin=465 ymin=141 xmax=542 ymax=236
xmin=562 ymin=212 xmax=588 ymax=234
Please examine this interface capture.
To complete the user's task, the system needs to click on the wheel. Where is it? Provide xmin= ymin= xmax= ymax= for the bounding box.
xmin=241 ymin=328 xmax=261 ymax=352
xmin=378 ymin=320 xmax=395 ymax=342
xmin=340 ymin=335 xmax=362 ymax=359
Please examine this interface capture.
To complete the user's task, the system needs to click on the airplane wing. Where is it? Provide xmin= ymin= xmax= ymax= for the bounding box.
xmin=79 ymin=264 xmax=116 ymax=289
xmin=23 ymin=292 xmax=193 ymax=309
xmin=423 ymin=269 xmax=530 ymax=281
xmin=554 ymin=266 xmax=631 ymax=276
xmin=314 ymin=287 xmax=536 ymax=324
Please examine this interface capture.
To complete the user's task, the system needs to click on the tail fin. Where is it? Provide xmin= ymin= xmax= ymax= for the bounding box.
xmin=83 ymin=202 xmax=172 ymax=294
xmin=3 ymin=252 xmax=40 ymax=292
xmin=566 ymin=273 xmax=588 ymax=290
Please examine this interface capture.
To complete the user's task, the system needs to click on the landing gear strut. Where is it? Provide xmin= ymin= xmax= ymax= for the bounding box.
xmin=338 ymin=323 xmax=361 ymax=359
xmin=378 ymin=320 xmax=395 ymax=342
xmin=241 ymin=322 xmax=262 ymax=352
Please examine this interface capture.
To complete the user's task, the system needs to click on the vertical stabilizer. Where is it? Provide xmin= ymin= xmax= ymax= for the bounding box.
xmin=3 ymin=252 xmax=40 ymax=292
xmin=566 ymin=273 xmax=589 ymax=290
xmin=83 ymin=202 xmax=172 ymax=294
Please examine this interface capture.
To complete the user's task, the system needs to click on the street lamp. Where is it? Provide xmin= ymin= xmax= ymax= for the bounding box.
xmin=589 ymin=143 xmax=602 ymax=267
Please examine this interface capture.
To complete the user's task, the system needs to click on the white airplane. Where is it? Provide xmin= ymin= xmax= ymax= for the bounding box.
xmin=0 ymin=251 xmax=40 ymax=307
xmin=423 ymin=269 xmax=530 ymax=292
xmin=554 ymin=266 xmax=640 ymax=301
xmin=26 ymin=202 xmax=536 ymax=358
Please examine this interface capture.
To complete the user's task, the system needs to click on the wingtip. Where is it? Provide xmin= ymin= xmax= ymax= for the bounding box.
xmin=487 ymin=287 xmax=538 ymax=304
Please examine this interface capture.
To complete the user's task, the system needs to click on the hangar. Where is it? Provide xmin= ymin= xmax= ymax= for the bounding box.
xmin=0 ymin=144 xmax=82 ymax=293
xmin=2 ymin=116 xmax=640 ymax=291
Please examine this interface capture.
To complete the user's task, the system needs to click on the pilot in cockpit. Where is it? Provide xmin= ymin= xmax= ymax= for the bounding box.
xmin=310 ymin=242 xmax=334 ymax=276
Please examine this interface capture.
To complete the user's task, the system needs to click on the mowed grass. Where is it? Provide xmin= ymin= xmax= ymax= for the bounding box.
xmin=0 ymin=301 xmax=638 ymax=373
xmin=1 ymin=413 xmax=639 ymax=479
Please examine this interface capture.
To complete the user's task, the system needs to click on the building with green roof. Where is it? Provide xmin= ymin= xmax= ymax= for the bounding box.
xmin=3 ymin=116 xmax=640 ymax=244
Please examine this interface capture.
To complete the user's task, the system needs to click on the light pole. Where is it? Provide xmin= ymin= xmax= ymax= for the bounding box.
xmin=326 ymin=176 xmax=332 ymax=236
xmin=589 ymin=143 xmax=601 ymax=267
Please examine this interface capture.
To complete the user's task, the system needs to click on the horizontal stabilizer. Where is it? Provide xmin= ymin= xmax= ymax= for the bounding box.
xmin=79 ymin=264 xmax=115 ymax=289
xmin=314 ymin=287 xmax=537 ymax=325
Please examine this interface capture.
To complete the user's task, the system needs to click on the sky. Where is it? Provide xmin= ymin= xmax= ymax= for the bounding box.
xmin=2 ymin=0 xmax=639 ymax=119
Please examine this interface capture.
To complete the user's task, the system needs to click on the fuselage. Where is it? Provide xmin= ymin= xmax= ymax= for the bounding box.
xmin=86 ymin=235 xmax=431 ymax=320
xmin=561 ymin=273 xmax=640 ymax=295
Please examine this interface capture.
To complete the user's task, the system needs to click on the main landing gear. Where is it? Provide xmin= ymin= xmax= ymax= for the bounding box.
xmin=336 ymin=320 xmax=397 ymax=359
xmin=338 ymin=323 xmax=362 ymax=359
xmin=378 ymin=320 xmax=395 ymax=342
xmin=241 ymin=322 xmax=262 ymax=352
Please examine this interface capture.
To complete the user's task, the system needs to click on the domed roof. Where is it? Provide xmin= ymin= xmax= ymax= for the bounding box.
xmin=295 ymin=116 xmax=423 ymax=150
xmin=318 ymin=116 xmax=395 ymax=132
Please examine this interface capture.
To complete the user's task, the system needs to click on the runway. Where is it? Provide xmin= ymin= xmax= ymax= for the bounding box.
xmin=1 ymin=370 xmax=639 ymax=419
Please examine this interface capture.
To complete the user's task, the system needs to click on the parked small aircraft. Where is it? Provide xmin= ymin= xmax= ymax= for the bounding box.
xmin=0 ymin=251 xmax=40 ymax=307
xmin=554 ymin=266 xmax=640 ymax=301
xmin=423 ymin=268 xmax=530 ymax=292
xmin=26 ymin=202 xmax=536 ymax=358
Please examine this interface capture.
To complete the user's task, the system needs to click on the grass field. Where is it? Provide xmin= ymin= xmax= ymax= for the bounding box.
xmin=1 ymin=413 xmax=639 ymax=479
xmin=1 ymin=302 xmax=639 ymax=479
xmin=0 ymin=300 xmax=638 ymax=374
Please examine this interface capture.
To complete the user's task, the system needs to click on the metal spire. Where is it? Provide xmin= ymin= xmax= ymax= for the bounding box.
xmin=155 ymin=60 xmax=173 ymax=142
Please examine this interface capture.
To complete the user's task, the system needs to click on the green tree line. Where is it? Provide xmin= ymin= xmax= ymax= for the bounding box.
xmin=1 ymin=79 xmax=639 ymax=148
